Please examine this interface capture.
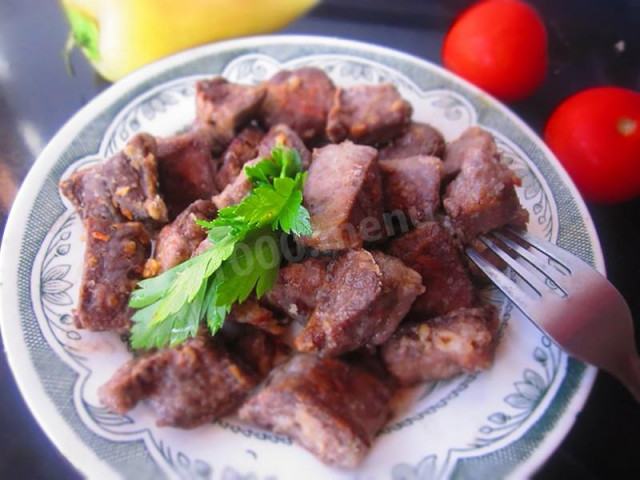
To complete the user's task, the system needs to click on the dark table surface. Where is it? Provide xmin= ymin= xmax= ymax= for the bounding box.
xmin=0 ymin=0 xmax=638 ymax=478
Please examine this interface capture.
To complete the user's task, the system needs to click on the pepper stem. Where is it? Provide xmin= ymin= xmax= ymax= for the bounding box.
xmin=61 ymin=4 xmax=100 ymax=76
xmin=63 ymin=33 xmax=76 ymax=76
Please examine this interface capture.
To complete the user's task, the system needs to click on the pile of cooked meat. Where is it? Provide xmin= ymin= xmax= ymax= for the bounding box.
xmin=59 ymin=67 xmax=528 ymax=469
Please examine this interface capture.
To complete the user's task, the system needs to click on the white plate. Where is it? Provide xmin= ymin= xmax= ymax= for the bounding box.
xmin=0 ymin=35 xmax=600 ymax=480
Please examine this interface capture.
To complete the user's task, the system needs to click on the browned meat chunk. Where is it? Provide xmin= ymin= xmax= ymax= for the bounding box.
xmin=99 ymin=336 xmax=257 ymax=428
xmin=263 ymin=256 xmax=330 ymax=324
xmin=388 ymin=222 xmax=476 ymax=317
xmin=103 ymin=133 xmax=168 ymax=224
xmin=259 ymin=67 xmax=335 ymax=142
xmin=378 ymin=122 xmax=445 ymax=160
xmin=295 ymin=249 xmax=424 ymax=356
xmin=238 ymin=355 xmax=393 ymax=468
xmin=60 ymin=133 xmax=168 ymax=225
xmin=298 ymin=142 xmax=383 ymax=251
xmin=215 ymin=126 xmax=264 ymax=191
xmin=225 ymin=324 xmax=290 ymax=378
xmin=380 ymin=155 xmax=443 ymax=223
xmin=212 ymin=157 xmax=257 ymax=209
xmin=59 ymin=163 xmax=125 ymax=222
xmin=326 ymin=84 xmax=412 ymax=145
xmin=227 ymin=298 xmax=288 ymax=335
xmin=195 ymin=77 xmax=266 ymax=144
xmin=153 ymin=199 xmax=216 ymax=273
xmin=367 ymin=251 xmax=426 ymax=343
xmin=293 ymin=250 xmax=380 ymax=356
xmin=443 ymin=144 xmax=529 ymax=242
xmin=156 ymin=128 xmax=219 ymax=218
xmin=74 ymin=218 xmax=151 ymax=332
xmin=442 ymin=126 xmax=498 ymax=179
xmin=257 ymin=124 xmax=312 ymax=169
xmin=381 ymin=306 xmax=499 ymax=385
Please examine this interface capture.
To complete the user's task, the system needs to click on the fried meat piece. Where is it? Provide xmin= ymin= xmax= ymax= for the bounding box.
xmin=298 ymin=141 xmax=383 ymax=251
xmin=225 ymin=324 xmax=290 ymax=378
xmin=378 ymin=122 xmax=445 ymax=160
xmin=156 ymin=128 xmax=220 ymax=218
xmin=367 ymin=251 xmax=426 ymax=344
xmin=381 ymin=306 xmax=499 ymax=385
xmin=59 ymin=162 xmax=125 ymax=222
xmin=238 ymin=355 xmax=393 ymax=468
xmin=262 ymin=256 xmax=331 ymax=324
xmin=326 ymin=84 xmax=412 ymax=145
xmin=99 ymin=336 xmax=257 ymax=428
xmin=227 ymin=298 xmax=288 ymax=336
xmin=443 ymin=137 xmax=528 ymax=241
xmin=104 ymin=133 xmax=168 ymax=224
xmin=388 ymin=221 xmax=476 ymax=317
xmin=215 ymin=125 xmax=265 ymax=191
xmin=153 ymin=199 xmax=216 ymax=273
xmin=379 ymin=155 xmax=443 ymax=224
xmin=211 ymin=157 xmax=257 ymax=209
xmin=195 ymin=77 xmax=266 ymax=144
xmin=259 ymin=67 xmax=336 ymax=142
xmin=74 ymin=218 xmax=151 ymax=332
xmin=295 ymin=250 xmax=424 ymax=356
xmin=442 ymin=126 xmax=498 ymax=179
xmin=60 ymin=133 xmax=168 ymax=225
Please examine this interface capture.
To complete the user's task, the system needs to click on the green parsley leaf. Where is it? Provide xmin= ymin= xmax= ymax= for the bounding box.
xmin=278 ymin=190 xmax=312 ymax=235
xmin=273 ymin=173 xmax=311 ymax=235
xmin=245 ymin=144 xmax=303 ymax=186
xmin=129 ymin=262 xmax=186 ymax=309
xmin=203 ymin=280 xmax=228 ymax=336
xmin=245 ymin=160 xmax=280 ymax=186
xmin=150 ymin=234 xmax=238 ymax=324
xmin=214 ymin=228 xmax=282 ymax=306
xmin=128 ymin=145 xmax=311 ymax=350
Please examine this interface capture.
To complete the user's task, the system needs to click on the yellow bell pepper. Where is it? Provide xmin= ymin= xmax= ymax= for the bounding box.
xmin=61 ymin=0 xmax=319 ymax=82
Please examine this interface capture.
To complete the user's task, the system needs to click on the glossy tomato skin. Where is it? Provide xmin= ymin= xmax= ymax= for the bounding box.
xmin=544 ymin=87 xmax=640 ymax=204
xmin=442 ymin=0 xmax=547 ymax=102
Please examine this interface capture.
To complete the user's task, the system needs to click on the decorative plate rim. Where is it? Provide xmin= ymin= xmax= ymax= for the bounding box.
xmin=0 ymin=35 xmax=600 ymax=480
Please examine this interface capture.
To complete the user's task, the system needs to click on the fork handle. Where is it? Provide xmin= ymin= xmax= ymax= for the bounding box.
xmin=611 ymin=354 xmax=640 ymax=402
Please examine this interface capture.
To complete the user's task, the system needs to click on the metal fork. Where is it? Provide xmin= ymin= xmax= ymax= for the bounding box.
xmin=467 ymin=227 xmax=640 ymax=401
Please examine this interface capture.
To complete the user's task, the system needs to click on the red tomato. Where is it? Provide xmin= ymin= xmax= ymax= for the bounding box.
xmin=442 ymin=0 xmax=548 ymax=102
xmin=544 ymin=87 xmax=640 ymax=204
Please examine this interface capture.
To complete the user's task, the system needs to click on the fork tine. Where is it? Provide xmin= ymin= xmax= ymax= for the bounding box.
xmin=478 ymin=229 xmax=640 ymax=402
xmin=478 ymin=234 xmax=552 ymax=297
xmin=466 ymin=247 xmax=539 ymax=316
xmin=492 ymin=230 xmax=569 ymax=296
xmin=504 ymin=227 xmax=591 ymax=272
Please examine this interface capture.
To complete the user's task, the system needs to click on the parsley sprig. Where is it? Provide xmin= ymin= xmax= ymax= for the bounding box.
xmin=129 ymin=146 xmax=311 ymax=350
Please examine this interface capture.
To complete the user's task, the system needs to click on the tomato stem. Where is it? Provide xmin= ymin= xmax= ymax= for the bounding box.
xmin=617 ymin=117 xmax=637 ymax=137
